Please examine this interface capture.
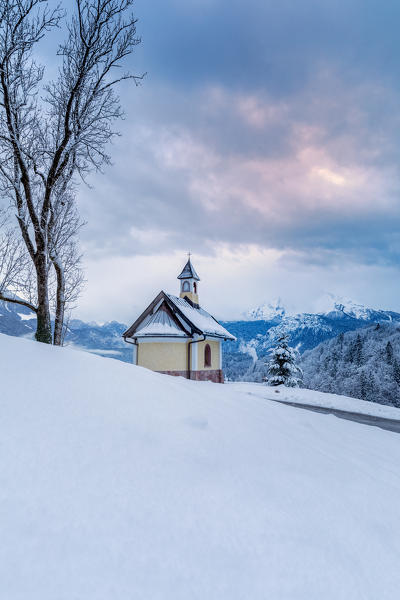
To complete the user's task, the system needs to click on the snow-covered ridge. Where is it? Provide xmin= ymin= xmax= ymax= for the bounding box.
xmin=322 ymin=294 xmax=390 ymax=321
xmin=244 ymin=294 xmax=396 ymax=323
xmin=236 ymin=313 xmax=334 ymax=364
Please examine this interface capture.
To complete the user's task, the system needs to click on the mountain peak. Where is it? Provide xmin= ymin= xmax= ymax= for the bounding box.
xmin=244 ymin=299 xmax=286 ymax=322
xmin=322 ymin=294 xmax=379 ymax=321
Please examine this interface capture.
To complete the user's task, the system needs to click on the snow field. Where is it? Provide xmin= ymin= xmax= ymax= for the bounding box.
xmin=1 ymin=333 xmax=400 ymax=599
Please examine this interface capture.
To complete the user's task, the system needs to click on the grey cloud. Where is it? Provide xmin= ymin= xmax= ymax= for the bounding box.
xmin=78 ymin=74 xmax=400 ymax=269
xmin=135 ymin=0 xmax=400 ymax=95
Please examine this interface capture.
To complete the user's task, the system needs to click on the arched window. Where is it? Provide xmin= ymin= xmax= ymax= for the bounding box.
xmin=182 ymin=281 xmax=190 ymax=292
xmin=204 ymin=343 xmax=211 ymax=367
xmin=193 ymin=282 xmax=197 ymax=294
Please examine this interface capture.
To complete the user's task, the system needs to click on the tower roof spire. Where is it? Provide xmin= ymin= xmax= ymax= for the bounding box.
xmin=177 ymin=256 xmax=200 ymax=281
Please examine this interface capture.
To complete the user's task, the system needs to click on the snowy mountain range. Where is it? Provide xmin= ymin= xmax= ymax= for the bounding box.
xmin=1 ymin=295 xmax=399 ymax=380
xmin=221 ymin=297 xmax=400 ymax=380
xmin=245 ymin=295 xmax=396 ymax=323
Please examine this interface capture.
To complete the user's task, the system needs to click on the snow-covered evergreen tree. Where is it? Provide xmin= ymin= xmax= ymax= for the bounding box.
xmin=265 ymin=335 xmax=303 ymax=387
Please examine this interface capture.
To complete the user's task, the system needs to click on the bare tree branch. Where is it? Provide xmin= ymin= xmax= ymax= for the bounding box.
xmin=0 ymin=207 xmax=37 ymax=312
xmin=0 ymin=292 xmax=37 ymax=312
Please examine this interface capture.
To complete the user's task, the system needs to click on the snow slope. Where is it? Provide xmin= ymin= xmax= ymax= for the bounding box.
xmin=1 ymin=333 xmax=400 ymax=600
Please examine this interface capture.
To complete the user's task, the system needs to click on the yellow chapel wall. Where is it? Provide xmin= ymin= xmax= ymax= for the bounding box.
xmin=180 ymin=291 xmax=199 ymax=304
xmin=137 ymin=341 xmax=188 ymax=372
xmin=195 ymin=339 xmax=220 ymax=371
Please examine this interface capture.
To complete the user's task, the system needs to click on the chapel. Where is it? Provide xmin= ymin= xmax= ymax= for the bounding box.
xmin=123 ymin=258 xmax=235 ymax=383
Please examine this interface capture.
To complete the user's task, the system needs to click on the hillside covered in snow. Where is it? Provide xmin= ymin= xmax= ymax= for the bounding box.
xmin=1 ymin=332 xmax=400 ymax=599
xmin=301 ymin=322 xmax=400 ymax=406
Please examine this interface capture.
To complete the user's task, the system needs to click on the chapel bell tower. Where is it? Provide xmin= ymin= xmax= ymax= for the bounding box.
xmin=178 ymin=255 xmax=200 ymax=306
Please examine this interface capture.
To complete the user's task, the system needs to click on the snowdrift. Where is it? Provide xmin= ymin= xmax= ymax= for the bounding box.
xmin=1 ymin=333 xmax=400 ymax=599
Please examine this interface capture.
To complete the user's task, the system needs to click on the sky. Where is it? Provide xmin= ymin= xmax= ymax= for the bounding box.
xmin=59 ymin=1 xmax=400 ymax=322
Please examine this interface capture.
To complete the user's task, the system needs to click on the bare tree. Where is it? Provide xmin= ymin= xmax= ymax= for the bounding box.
xmin=0 ymin=194 xmax=85 ymax=335
xmin=0 ymin=0 xmax=141 ymax=343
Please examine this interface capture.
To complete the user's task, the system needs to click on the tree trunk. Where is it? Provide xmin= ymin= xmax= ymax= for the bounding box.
xmin=53 ymin=259 xmax=65 ymax=346
xmin=35 ymin=254 xmax=52 ymax=344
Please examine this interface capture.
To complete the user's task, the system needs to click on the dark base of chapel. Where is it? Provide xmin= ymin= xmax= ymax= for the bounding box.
xmin=157 ymin=369 xmax=224 ymax=383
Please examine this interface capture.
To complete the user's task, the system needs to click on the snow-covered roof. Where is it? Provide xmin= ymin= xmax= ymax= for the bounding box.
xmin=135 ymin=308 xmax=188 ymax=338
xmin=166 ymin=294 xmax=236 ymax=340
xmin=123 ymin=291 xmax=236 ymax=341
xmin=177 ymin=259 xmax=200 ymax=281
